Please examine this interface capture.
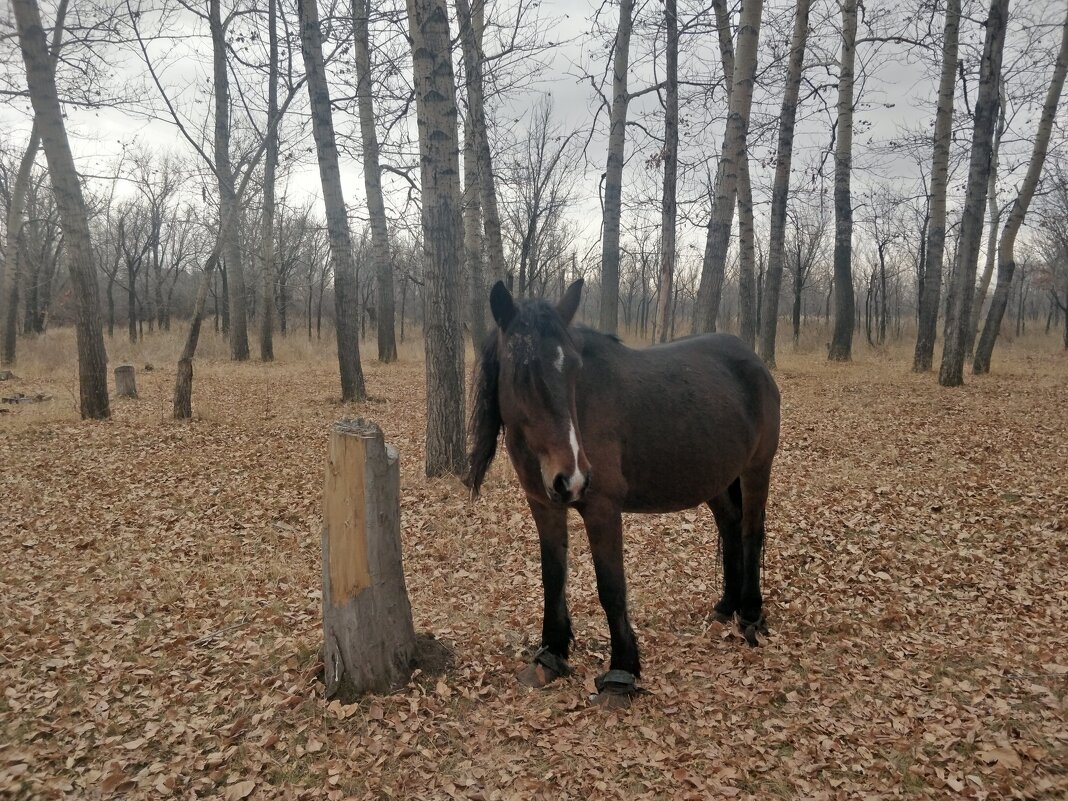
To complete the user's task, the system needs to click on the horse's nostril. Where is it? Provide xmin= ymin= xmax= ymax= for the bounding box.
xmin=552 ymin=474 xmax=570 ymax=498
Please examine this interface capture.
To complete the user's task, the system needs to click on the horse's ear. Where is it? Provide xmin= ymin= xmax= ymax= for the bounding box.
xmin=557 ymin=278 xmax=584 ymax=326
xmin=490 ymin=281 xmax=516 ymax=330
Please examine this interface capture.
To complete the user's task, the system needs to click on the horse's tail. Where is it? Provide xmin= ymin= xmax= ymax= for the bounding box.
xmin=464 ymin=331 xmax=501 ymax=498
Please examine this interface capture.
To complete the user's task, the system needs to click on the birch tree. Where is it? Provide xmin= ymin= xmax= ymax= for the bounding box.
xmin=939 ymin=0 xmax=1009 ymax=387
xmin=599 ymin=0 xmax=634 ymax=335
xmin=913 ymin=0 xmax=962 ymax=371
xmin=695 ymin=0 xmax=763 ymax=334
xmin=298 ymin=0 xmax=366 ymax=401
xmin=827 ymin=0 xmax=858 ymax=361
xmin=12 ymin=0 xmax=109 ymax=418
xmin=973 ymin=5 xmax=1068 ymax=374
xmin=758 ymin=0 xmax=811 ymax=367
xmin=259 ymin=0 xmax=279 ymax=362
xmin=652 ymin=0 xmax=678 ymax=343
xmin=408 ymin=0 xmax=466 ymax=476
xmin=353 ymin=0 xmax=397 ymax=362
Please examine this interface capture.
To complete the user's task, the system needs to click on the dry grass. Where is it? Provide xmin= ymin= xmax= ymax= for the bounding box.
xmin=1 ymin=326 xmax=1066 ymax=800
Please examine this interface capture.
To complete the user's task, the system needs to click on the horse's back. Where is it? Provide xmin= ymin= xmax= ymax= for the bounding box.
xmin=578 ymin=331 xmax=780 ymax=512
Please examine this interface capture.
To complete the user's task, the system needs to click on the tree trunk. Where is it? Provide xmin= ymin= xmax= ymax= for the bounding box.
xmin=973 ymin=4 xmax=1066 ymax=374
xmin=114 ymin=365 xmax=137 ymax=398
xmin=653 ymin=0 xmax=678 ymax=344
xmin=299 ymin=0 xmax=367 ymax=402
xmin=127 ymin=256 xmax=138 ymax=344
xmin=599 ymin=0 xmax=634 ymax=335
xmin=3 ymin=0 xmax=67 ymax=367
xmin=967 ymin=79 xmax=1006 ymax=358
xmin=828 ymin=0 xmax=858 ymax=362
xmin=759 ymin=0 xmax=810 ymax=367
xmin=13 ymin=0 xmax=108 ymax=419
xmin=353 ymin=0 xmax=397 ymax=362
xmin=938 ymin=0 xmax=1009 ymax=386
xmin=408 ymin=0 xmax=466 ymax=477
xmin=737 ymin=150 xmax=757 ymax=347
xmin=210 ymin=0 xmax=249 ymax=361
xmin=792 ymin=272 xmax=802 ymax=345
xmin=696 ymin=0 xmax=763 ymax=333
xmin=174 ymin=248 xmax=220 ymax=419
xmin=322 ymin=419 xmax=416 ymax=700
xmin=454 ymin=0 xmax=504 ymax=295
xmin=259 ymin=0 xmax=279 ymax=362
xmin=462 ymin=104 xmax=488 ymax=348
xmin=1 ymin=127 xmax=39 ymax=367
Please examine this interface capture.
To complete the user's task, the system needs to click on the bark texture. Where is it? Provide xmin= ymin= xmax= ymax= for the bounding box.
xmin=300 ymin=0 xmax=367 ymax=401
xmin=599 ymin=0 xmax=634 ymax=335
xmin=322 ymin=419 xmax=416 ymax=700
xmin=828 ymin=0 xmax=858 ymax=361
xmin=463 ymin=104 xmax=488 ymax=348
xmin=653 ymin=0 xmax=678 ymax=343
xmin=974 ymin=5 xmax=1067 ymax=374
xmin=3 ymin=0 xmax=67 ymax=367
xmin=259 ymin=0 xmax=278 ymax=362
xmin=13 ymin=0 xmax=109 ymax=419
xmin=758 ymin=0 xmax=810 ymax=367
xmin=455 ymin=0 xmax=504 ymax=292
xmin=353 ymin=0 xmax=397 ymax=362
xmin=209 ymin=0 xmax=249 ymax=361
xmin=913 ymin=0 xmax=961 ymax=371
xmin=696 ymin=0 xmax=763 ymax=333
xmin=938 ymin=0 xmax=1009 ymax=386
xmin=408 ymin=0 xmax=466 ymax=476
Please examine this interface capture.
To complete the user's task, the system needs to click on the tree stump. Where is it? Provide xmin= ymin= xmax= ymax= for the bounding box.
xmin=322 ymin=419 xmax=416 ymax=701
xmin=114 ymin=365 xmax=137 ymax=398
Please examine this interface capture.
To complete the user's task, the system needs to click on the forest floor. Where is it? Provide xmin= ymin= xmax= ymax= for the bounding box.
xmin=1 ymin=327 xmax=1066 ymax=801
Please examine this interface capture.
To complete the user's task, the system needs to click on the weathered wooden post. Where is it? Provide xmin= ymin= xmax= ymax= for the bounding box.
xmin=322 ymin=419 xmax=417 ymax=700
xmin=114 ymin=365 xmax=137 ymax=398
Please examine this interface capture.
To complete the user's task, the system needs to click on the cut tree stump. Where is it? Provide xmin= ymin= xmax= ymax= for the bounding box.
xmin=322 ymin=418 xmax=416 ymax=701
xmin=114 ymin=365 xmax=137 ymax=398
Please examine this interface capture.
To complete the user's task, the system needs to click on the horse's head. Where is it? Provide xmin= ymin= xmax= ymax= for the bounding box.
xmin=467 ymin=279 xmax=591 ymax=504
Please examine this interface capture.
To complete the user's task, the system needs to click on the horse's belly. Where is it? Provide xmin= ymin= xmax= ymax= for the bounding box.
xmin=618 ymin=450 xmax=743 ymax=513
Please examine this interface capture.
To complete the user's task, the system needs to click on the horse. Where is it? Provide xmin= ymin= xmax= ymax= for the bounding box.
xmin=466 ymin=279 xmax=781 ymax=706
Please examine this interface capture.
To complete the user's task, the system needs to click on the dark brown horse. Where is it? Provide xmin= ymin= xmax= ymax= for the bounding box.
xmin=467 ymin=279 xmax=780 ymax=705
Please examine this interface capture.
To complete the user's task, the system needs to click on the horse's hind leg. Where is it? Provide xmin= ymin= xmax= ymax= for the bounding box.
xmin=739 ymin=462 xmax=773 ymax=645
xmin=709 ymin=480 xmax=743 ymax=623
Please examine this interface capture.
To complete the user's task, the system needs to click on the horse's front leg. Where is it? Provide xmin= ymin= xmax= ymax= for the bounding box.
xmin=517 ymin=500 xmax=573 ymax=688
xmin=580 ymin=499 xmax=641 ymax=707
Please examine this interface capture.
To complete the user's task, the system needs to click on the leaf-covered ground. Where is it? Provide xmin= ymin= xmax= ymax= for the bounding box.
xmin=1 ymin=330 xmax=1066 ymax=800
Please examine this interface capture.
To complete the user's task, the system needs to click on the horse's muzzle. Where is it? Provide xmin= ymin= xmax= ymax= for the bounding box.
xmin=548 ymin=469 xmax=591 ymax=505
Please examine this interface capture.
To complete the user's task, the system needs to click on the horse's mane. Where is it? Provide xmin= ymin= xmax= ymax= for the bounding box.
xmin=465 ymin=330 xmax=501 ymax=499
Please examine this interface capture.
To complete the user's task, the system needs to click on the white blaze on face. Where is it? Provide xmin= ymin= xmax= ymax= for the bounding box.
xmin=554 ymin=346 xmax=565 ymax=373
xmin=567 ymin=420 xmax=584 ymax=491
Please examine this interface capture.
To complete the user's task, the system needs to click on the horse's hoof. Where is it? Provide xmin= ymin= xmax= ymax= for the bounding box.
xmin=740 ymin=615 xmax=769 ymax=647
xmin=517 ymin=647 xmax=571 ymax=688
xmin=517 ymin=661 xmax=562 ymax=688
xmin=591 ymin=669 xmax=642 ymax=709
xmin=590 ymin=687 xmax=634 ymax=710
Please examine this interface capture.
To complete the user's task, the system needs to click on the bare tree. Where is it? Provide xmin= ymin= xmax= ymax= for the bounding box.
xmin=758 ymin=0 xmax=811 ymax=367
xmin=652 ymin=0 xmax=678 ymax=344
xmin=408 ymin=0 xmax=466 ymax=476
xmin=259 ymin=0 xmax=279 ymax=362
xmin=1 ymin=0 xmax=67 ymax=367
xmin=12 ymin=0 xmax=109 ymax=418
xmin=695 ymin=0 xmax=763 ymax=333
xmin=828 ymin=0 xmax=858 ymax=361
xmin=913 ymin=0 xmax=962 ymax=371
xmin=353 ymin=0 xmax=397 ymax=362
xmin=939 ymin=0 xmax=1009 ymax=387
xmin=299 ymin=0 xmax=366 ymax=401
xmin=974 ymin=4 xmax=1067 ymax=373
xmin=599 ymin=0 xmax=635 ymax=335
